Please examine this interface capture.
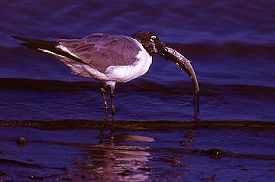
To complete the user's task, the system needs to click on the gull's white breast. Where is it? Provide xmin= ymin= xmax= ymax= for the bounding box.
xmin=105 ymin=39 xmax=152 ymax=83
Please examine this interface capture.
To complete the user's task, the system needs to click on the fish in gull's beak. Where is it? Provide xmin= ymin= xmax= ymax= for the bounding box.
xmin=157 ymin=41 xmax=200 ymax=95
xmin=132 ymin=31 xmax=200 ymax=95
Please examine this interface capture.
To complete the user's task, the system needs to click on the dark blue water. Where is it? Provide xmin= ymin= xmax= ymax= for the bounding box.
xmin=0 ymin=0 xmax=275 ymax=181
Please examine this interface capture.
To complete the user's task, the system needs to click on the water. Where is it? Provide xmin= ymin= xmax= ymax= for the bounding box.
xmin=0 ymin=0 xmax=275 ymax=181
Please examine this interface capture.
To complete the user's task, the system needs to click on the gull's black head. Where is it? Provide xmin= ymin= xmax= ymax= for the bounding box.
xmin=132 ymin=30 xmax=200 ymax=95
xmin=132 ymin=31 xmax=166 ymax=56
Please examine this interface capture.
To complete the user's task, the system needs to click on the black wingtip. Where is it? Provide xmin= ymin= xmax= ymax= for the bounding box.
xmin=11 ymin=35 xmax=30 ymax=42
xmin=12 ymin=35 xmax=89 ymax=65
xmin=12 ymin=35 xmax=58 ymax=48
xmin=20 ymin=42 xmax=37 ymax=50
xmin=12 ymin=36 xmax=43 ymax=50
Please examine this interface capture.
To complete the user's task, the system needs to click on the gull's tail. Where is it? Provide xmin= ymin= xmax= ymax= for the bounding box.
xmin=12 ymin=36 xmax=87 ymax=65
xmin=12 ymin=36 xmax=58 ymax=52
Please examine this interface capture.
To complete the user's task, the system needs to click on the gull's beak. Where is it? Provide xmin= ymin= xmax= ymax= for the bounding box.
xmin=157 ymin=41 xmax=200 ymax=95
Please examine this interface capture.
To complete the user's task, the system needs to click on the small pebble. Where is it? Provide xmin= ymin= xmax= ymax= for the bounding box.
xmin=29 ymin=175 xmax=43 ymax=180
xmin=16 ymin=137 xmax=26 ymax=146
xmin=209 ymin=148 xmax=224 ymax=159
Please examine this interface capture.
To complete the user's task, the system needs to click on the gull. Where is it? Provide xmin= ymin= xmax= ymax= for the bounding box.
xmin=12 ymin=31 xmax=199 ymax=113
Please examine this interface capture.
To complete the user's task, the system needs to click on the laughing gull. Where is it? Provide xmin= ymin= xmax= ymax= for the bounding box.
xmin=12 ymin=31 xmax=199 ymax=113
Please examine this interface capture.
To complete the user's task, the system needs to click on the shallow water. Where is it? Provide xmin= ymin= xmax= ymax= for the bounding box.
xmin=0 ymin=0 xmax=275 ymax=181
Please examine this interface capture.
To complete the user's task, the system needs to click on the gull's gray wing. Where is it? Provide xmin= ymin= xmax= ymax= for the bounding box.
xmin=59 ymin=33 xmax=141 ymax=73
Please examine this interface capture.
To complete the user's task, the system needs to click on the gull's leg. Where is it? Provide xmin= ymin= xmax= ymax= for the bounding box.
xmin=100 ymin=82 xmax=108 ymax=111
xmin=110 ymin=85 xmax=116 ymax=114
xmin=105 ymin=81 xmax=116 ymax=114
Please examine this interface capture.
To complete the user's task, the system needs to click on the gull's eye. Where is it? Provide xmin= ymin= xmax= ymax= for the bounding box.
xmin=150 ymin=35 xmax=158 ymax=42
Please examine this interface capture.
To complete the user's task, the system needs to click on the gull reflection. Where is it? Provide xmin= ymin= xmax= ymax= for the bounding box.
xmin=75 ymin=120 xmax=154 ymax=181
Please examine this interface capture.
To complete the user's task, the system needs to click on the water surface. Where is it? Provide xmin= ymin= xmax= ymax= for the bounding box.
xmin=0 ymin=0 xmax=275 ymax=181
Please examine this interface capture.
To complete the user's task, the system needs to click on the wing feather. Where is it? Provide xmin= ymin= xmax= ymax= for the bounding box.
xmin=59 ymin=34 xmax=141 ymax=73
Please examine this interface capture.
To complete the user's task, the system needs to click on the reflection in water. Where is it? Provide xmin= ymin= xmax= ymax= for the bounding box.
xmin=180 ymin=129 xmax=195 ymax=149
xmin=70 ymin=112 xmax=199 ymax=181
xmin=193 ymin=95 xmax=200 ymax=121
xmin=74 ymin=116 xmax=154 ymax=181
